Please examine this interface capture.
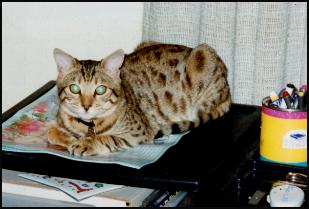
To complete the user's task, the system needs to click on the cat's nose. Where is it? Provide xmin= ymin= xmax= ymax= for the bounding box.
xmin=83 ymin=105 xmax=91 ymax=112
xmin=81 ymin=97 xmax=93 ymax=112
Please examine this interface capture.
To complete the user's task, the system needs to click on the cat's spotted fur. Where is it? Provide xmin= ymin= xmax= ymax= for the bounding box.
xmin=48 ymin=42 xmax=231 ymax=156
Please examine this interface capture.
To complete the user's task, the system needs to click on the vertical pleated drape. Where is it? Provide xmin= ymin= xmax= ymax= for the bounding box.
xmin=142 ymin=2 xmax=307 ymax=105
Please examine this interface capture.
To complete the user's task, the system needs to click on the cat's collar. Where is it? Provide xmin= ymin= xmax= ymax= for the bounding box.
xmin=76 ymin=118 xmax=96 ymax=138
xmin=76 ymin=118 xmax=95 ymax=127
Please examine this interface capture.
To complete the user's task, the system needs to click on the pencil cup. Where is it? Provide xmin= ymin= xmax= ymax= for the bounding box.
xmin=260 ymin=97 xmax=307 ymax=167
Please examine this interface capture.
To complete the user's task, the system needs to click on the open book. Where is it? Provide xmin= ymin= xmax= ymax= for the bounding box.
xmin=2 ymin=86 xmax=189 ymax=169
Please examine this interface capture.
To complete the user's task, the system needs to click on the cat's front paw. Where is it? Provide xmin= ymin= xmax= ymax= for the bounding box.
xmin=47 ymin=127 xmax=77 ymax=148
xmin=68 ymin=138 xmax=111 ymax=156
xmin=47 ymin=127 xmax=61 ymax=145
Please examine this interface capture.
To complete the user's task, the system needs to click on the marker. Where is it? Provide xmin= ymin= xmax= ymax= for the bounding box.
xmin=287 ymin=83 xmax=297 ymax=91
xmin=293 ymin=93 xmax=299 ymax=109
xmin=279 ymin=87 xmax=286 ymax=97
xmin=285 ymin=85 xmax=294 ymax=96
xmin=300 ymin=85 xmax=307 ymax=110
xmin=297 ymin=91 xmax=305 ymax=109
xmin=300 ymin=85 xmax=307 ymax=93
xmin=279 ymin=98 xmax=287 ymax=109
xmin=270 ymin=91 xmax=279 ymax=102
xmin=286 ymin=84 xmax=298 ymax=104
xmin=283 ymin=91 xmax=292 ymax=109
xmin=270 ymin=97 xmax=287 ymax=109
xmin=270 ymin=99 xmax=280 ymax=108
xmin=287 ymin=83 xmax=296 ymax=88
xmin=269 ymin=91 xmax=280 ymax=108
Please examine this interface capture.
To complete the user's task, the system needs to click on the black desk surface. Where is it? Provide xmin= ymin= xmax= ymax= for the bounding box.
xmin=2 ymin=81 xmax=262 ymax=192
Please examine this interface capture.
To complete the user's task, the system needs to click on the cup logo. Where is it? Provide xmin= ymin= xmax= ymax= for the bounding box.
xmin=283 ymin=130 xmax=307 ymax=149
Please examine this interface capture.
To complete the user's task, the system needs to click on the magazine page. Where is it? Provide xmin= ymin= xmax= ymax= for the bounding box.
xmin=2 ymin=86 xmax=189 ymax=169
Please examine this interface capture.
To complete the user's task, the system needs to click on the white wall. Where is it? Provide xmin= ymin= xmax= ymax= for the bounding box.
xmin=2 ymin=2 xmax=144 ymax=112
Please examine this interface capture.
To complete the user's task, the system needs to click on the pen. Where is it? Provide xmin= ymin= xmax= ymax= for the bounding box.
xmin=283 ymin=91 xmax=292 ymax=109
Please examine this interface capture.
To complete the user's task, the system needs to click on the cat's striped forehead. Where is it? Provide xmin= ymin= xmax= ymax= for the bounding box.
xmin=60 ymin=59 xmax=108 ymax=86
xmin=77 ymin=60 xmax=101 ymax=82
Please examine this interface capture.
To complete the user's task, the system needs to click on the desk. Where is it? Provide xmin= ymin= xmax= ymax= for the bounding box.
xmin=5 ymin=80 xmax=297 ymax=206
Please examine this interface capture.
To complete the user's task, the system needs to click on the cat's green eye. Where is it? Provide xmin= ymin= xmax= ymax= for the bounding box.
xmin=69 ymin=84 xmax=80 ymax=94
xmin=95 ymin=85 xmax=106 ymax=95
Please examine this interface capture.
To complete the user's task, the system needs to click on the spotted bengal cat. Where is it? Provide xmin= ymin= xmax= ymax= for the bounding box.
xmin=47 ymin=42 xmax=231 ymax=156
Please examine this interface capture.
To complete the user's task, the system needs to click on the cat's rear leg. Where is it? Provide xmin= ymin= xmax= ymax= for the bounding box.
xmin=197 ymin=96 xmax=232 ymax=125
xmin=153 ymin=119 xmax=199 ymax=138
xmin=185 ymin=44 xmax=216 ymax=92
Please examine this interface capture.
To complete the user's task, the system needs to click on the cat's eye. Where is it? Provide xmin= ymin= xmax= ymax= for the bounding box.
xmin=95 ymin=85 xmax=107 ymax=95
xmin=69 ymin=84 xmax=80 ymax=94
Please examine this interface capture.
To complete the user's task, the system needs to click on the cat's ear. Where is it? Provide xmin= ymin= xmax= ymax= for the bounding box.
xmin=101 ymin=49 xmax=125 ymax=79
xmin=53 ymin=48 xmax=75 ymax=74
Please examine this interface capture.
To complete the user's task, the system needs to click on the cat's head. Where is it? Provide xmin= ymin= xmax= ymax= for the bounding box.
xmin=53 ymin=48 xmax=125 ymax=121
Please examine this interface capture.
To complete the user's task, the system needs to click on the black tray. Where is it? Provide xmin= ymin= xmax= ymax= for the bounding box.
xmin=2 ymin=81 xmax=262 ymax=192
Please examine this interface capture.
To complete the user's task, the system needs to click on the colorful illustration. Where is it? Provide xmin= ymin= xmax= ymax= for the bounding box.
xmin=18 ymin=173 xmax=123 ymax=200
xmin=2 ymin=88 xmax=60 ymax=149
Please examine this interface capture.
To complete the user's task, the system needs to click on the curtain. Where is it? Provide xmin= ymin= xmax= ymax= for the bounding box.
xmin=142 ymin=2 xmax=307 ymax=105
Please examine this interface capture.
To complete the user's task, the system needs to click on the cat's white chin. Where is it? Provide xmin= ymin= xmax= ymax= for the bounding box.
xmin=61 ymin=106 xmax=95 ymax=121
xmin=79 ymin=115 xmax=95 ymax=121
xmin=75 ymin=111 xmax=99 ymax=121
xmin=61 ymin=105 xmax=117 ymax=121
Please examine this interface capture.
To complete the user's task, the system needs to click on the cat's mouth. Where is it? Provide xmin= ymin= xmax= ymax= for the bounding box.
xmin=78 ymin=114 xmax=96 ymax=121
xmin=61 ymin=105 xmax=97 ymax=121
xmin=77 ymin=117 xmax=95 ymax=125
xmin=79 ymin=117 xmax=93 ymax=122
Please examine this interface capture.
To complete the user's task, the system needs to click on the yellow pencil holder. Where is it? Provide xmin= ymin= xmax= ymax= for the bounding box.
xmin=260 ymin=97 xmax=307 ymax=167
